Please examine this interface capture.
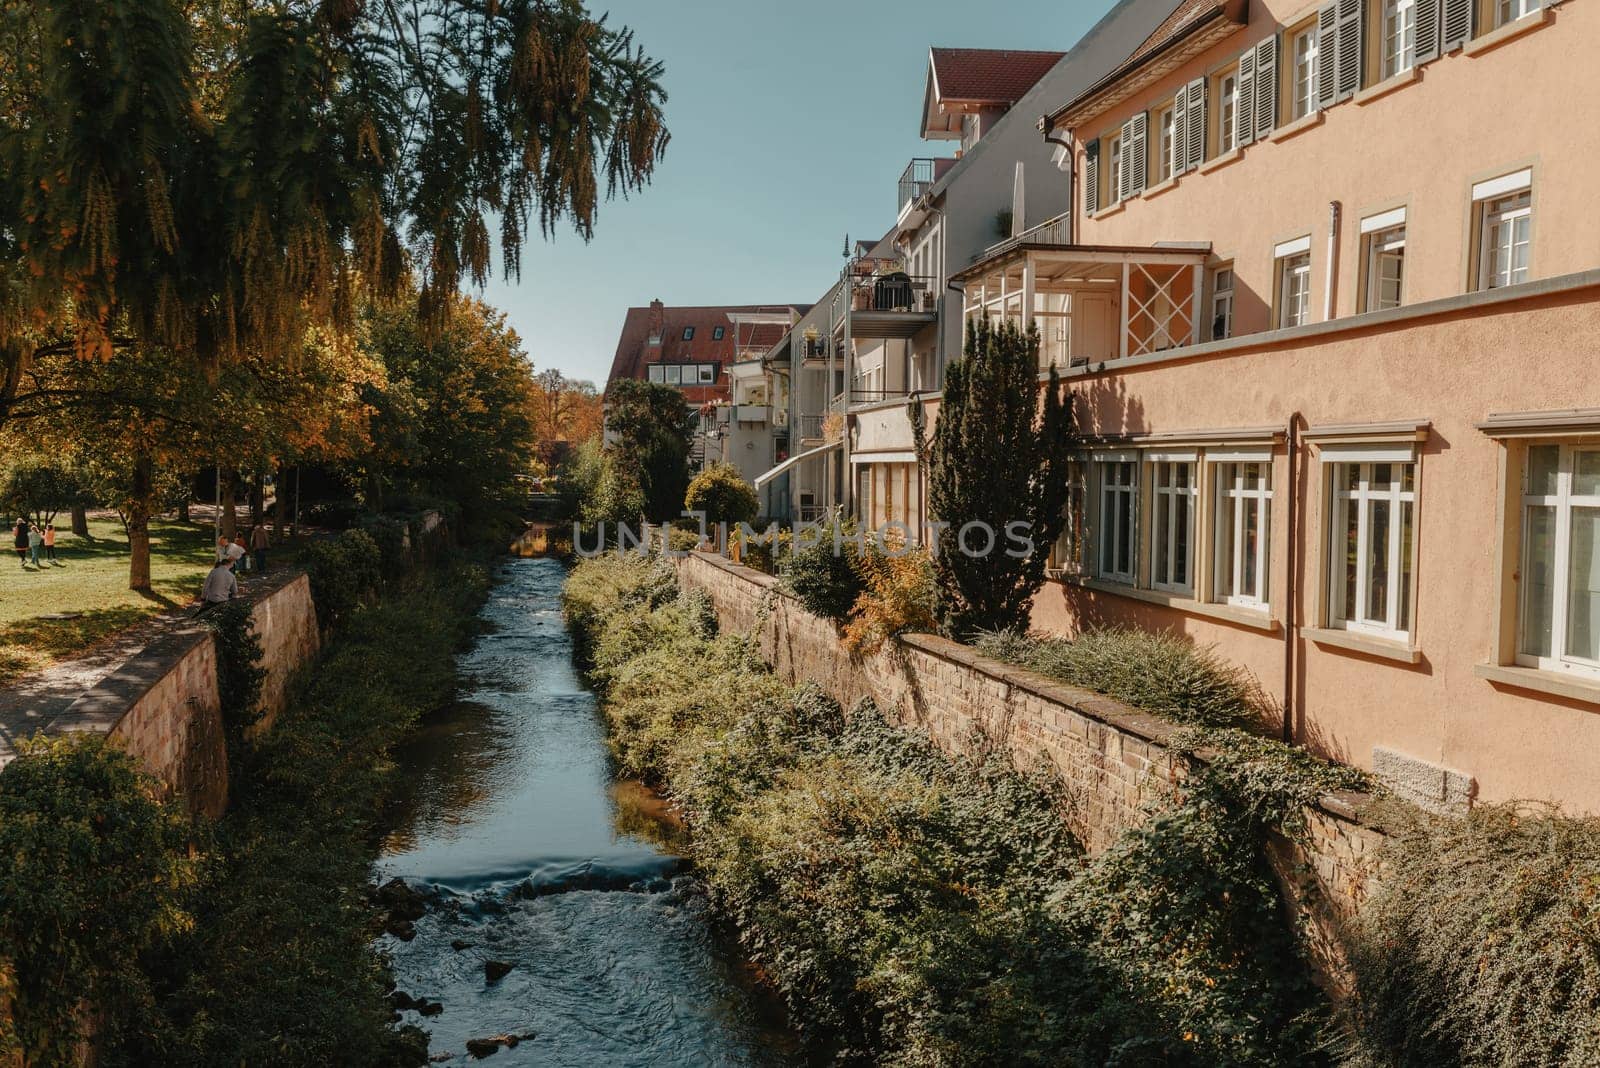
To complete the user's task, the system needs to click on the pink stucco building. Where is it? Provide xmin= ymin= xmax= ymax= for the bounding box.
xmin=926 ymin=0 xmax=1600 ymax=812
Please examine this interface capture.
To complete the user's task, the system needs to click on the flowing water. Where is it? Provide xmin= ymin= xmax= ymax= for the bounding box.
xmin=376 ymin=557 xmax=800 ymax=1066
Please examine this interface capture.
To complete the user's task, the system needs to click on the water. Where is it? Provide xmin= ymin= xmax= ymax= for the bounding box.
xmin=376 ymin=557 xmax=799 ymax=1066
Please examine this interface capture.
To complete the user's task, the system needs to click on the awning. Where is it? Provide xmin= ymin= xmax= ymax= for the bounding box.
xmin=754 ymin=439 xmax=841 ymax=489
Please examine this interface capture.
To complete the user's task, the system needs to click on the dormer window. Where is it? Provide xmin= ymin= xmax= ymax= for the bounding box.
xmin=713 ymin=326 xmax=725 ymax=340
xmin=682 ymin=327 xmax=695 ymax=341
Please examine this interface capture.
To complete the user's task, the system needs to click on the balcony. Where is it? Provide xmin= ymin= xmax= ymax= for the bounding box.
xmin=800 ymin=335 xmax=833 ymax=368
xmin=836 ymin=272 xmax=939 ymax=340
xmin=797 ymin=414 xmax=826 ymax=441
xmin=898 ymin=158 xmax=936 ymax=217
xmin=979 ymin=211 xmax=1073 ymax=260
xmin=733 ymin=404 xmax=769 ymax=423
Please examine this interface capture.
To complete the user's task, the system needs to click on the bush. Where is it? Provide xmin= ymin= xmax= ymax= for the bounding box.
xmin=841 ymin=547 xmax=938 ymax=655
xmin=781 ymin=525 xmax=866 ymax=623
xmin=357 ymin=514 xmax=411 ymax=573
xmin=1345 ymin=803 xmax=1600 ymax=1067
xmin=562 ymin=553 xmax=679 ymax=665
xmin=975 ymin=626 xmax=1266 ymax=729
xmin=0 ymin=736 xmax=198 ymax=1064
xmin=684 ymin=462 xmax=759 ymax=529
xmin=304 ymin=529 xmax=383 ymax=629
xmin=200 ymin=600 xmax=267 ymax=774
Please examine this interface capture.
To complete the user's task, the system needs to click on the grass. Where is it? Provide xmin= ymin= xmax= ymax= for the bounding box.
xmin=0 ymin=516 xmax=218 ymax=685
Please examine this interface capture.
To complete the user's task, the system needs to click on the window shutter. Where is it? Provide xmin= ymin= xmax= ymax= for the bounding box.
xmin=1183 ymin=77 xmax=1206 ymax=172
xmin=1118 ymin=117 xmax=1134 ymax=199
xmin=1126 ymin=112 xmax=1148 ymax=196
xmin=1414 ymin=0 xmax=1441 ymax=63
xmin=1084 ymin=140 xmax=1100 ymax=214
xmin=1254 ymin=36 xmax=1279 ymax=139
xmin=1335 ymin=0 xmax=1364 ymax=100
xmin=1316 ymin=3 xmax=1339 ymax=107
xmin=1237 ymin=49 xmax=1257 ymax=147
xmin=1441 ymin=0 xmax=1473 ymax=50
xmin=1172 ymin=90 xmax=1189 ymax=175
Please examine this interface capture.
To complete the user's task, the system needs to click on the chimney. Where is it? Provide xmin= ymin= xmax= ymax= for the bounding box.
xmin=647 ymin=299 xmax=665 ymax=347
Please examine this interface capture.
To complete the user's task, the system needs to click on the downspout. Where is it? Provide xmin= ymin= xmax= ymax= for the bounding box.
xmin=1323 ymin=200 xmax=1342 ymax=322
xmin=1282 ymin=412 xmax=1302 ymax=744
xmin=1042 ymin=122 xmax=1076 ymax=245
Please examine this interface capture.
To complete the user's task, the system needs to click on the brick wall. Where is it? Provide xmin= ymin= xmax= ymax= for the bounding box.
xmin=676 ymin=550 xmax=1387 ymax=993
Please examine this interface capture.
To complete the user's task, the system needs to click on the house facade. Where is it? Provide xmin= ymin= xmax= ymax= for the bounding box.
xmin=951 ymin=0 xmax=1600 ymax=810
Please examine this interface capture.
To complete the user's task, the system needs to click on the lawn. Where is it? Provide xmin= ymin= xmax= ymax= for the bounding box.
xmin=0 ymin=516 xmax=218 ymax=685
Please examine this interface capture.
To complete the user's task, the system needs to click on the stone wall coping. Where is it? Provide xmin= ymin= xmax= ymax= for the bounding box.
xmin=682 ymin=551 xmax=1384 ymax=830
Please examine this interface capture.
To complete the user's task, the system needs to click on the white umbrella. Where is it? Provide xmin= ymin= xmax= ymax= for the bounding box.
xmin=1012 ymin=161 xmax=1025 ymax=237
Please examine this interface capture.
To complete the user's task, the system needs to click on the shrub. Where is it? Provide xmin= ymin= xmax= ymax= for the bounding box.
xmin=304 ymin=529 xmax=383 ymax=629
xmin=975 ymin=626 xmax=1265 ymax=729
xmin=732 ymin=524 xmax=789 ymax=575
xmin=841 ymin=548 xmax=938 ymax=655
xmin=781 ymin=525 xmax=866 ymax=623
xmin=357 ymin=513 xmax=411 ymax=572
xmin=0 ymin=736 xmax=198 ymax=1064
xmin=200 ymin=600 xmax=268 ymax=775
xmin=684 ymin=462 xmax=759 ymax=529
xmin=1345 ymin=803 xmax=1600 ymax=1067
xmin=562 ymin=553 xmax=679 ymax=664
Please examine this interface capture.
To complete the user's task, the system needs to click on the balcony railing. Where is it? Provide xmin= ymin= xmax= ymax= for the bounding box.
xmin=797 ymin=414 xmax=826 ymax=440
xmin=844 ymin=273 xmax=938 ymax=315
xmin=898 ymin=158 xmax=936 ymax=216
xmin=980 ymin=211 xmax=1072 ymax=259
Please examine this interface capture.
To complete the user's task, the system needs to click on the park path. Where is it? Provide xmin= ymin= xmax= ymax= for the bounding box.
xmin=0 ymin=609 xmax=192 ymax=767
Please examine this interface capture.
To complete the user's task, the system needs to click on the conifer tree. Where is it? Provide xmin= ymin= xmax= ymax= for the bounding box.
xmin=927 ymin=319 xmax=1075 ymax=637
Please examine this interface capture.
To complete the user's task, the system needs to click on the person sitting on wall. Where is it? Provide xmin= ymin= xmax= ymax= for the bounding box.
xmin=197 ymin=557 xmax=238 ymax=614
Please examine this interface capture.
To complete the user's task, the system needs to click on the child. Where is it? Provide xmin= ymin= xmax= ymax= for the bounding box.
xmin=27 ymin=524 xmax=42 ymax=568
xmin=43 ymin=523 xmax=57 ymax=564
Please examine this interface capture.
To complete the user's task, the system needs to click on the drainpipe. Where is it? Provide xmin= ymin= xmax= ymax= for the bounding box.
xmin=1323 ymin=200 xmax=1342 ymax=322
xmin=1042 ymin=123 xmax=1076 ymax=245
xmin=1282 ymin=412 xmax=1302 ymax=744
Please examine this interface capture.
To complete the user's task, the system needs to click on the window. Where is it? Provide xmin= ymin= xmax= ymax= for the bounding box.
xmin=647 ymin=365 xmax=665 ymax=383
xmin=1364 ymin=223 xmax=1406 ymax=310
xmin=1108 ymin=135 xmax=1123 ymax=203
xmin=698 ymin=364 xmax=716 ymax=384
xmin=1276 ymin=249 xmax=1311 ymax=327
xmin=1498 ymin=0 xmax=1541 ymax=26
xmin=1215 ymin=460 xmax=1271 ymax=606
xmin=1478 ymin=188 xmax=1532 ymax=290
xmin=1097 ymin=460 xmax=1138 ymax=583
xmin=682 ymin=327 xmax=696 ymax=341
xmin=1291 ymin=26 xmax=1319 ymax=119
xmin=664 ymin=365 xmax=681 ymax=384
xmin=1210 ymin=266 xmax=1235 ymax=340
xmin=1218 ymin=72 xmax=1240 ymax=153
xmin=1053 ymin=461 xmax=1089 ymax=574
xmin=1328 ymin=461 xmax=1417 ymax=639
xmin=1157 ymin=105 xmax=1176 ymax=182
xmin=1518 ymin=444 xmax=1600 ymax=676
xmin=1382 ymin=0 xmax=1417 ymax=78
xmin=1150 ymin=460 xmax=1197 ymax=594
xmin=712 ymin=326 xmax=725 ymax=340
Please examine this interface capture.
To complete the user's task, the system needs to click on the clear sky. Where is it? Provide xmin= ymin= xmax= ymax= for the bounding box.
xmin=478 ymin=0 xmax=1120 ymax=385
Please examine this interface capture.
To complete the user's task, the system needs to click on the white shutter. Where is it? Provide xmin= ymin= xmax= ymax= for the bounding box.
xmin=1172 ymin=89 xmax=1190 ymax=176
xmin=1335 ymin=0 xmax=1363 ymax=100
xmin=1084 ymin=140 xmax=1100 ymax=215
xmin=1316 ymin=3 xmax=1339 ymax=108
xmin=1183 ymin=77 xmax=1206 ymax=172
xmin=1237 ymin=48 xmax=1257 ymax=147
xmin=1126 ymin=112 xmax=1148 ymax=196
xmin=1414 ymin=0 xmax=1441 ymax=63
xmin=1441 ymin=0 xmax=1474 ymax=50
xmin=1253 ymin=36 xmax=1279 ymax=139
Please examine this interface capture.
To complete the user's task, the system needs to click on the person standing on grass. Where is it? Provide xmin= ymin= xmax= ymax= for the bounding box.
xmin=43 ymin=523 xmax=57 ymax=565
xmin=13 ymin=520 xmax=28 ymax=568
xmin=250 ymin=523 xmax=270 ymax=573
xmin=27 ymin=524 xmax=42 ymax=568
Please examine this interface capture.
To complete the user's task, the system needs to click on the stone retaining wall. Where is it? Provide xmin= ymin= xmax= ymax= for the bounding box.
xmin=45 ymin=571 xmax=320 ymax=818
xmin=676 ymin=550 xmax=1387 ymax=993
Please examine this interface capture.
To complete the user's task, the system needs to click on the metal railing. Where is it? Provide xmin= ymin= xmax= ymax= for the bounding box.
xmin=843 ymin=273 xmax=938 ymax=314
xmin=980 ymin=211 xmax=1072 ymax=259
xmin=797 ymin=414 xmax=826 ymax=440
xmin=898 ymin=158 xmax=936 ymax=215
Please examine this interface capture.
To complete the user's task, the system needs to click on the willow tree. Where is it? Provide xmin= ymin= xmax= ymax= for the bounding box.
xmin=0 ymin=0 xmax=668 ymax=420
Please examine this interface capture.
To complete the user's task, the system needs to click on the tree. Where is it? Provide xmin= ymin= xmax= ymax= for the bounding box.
xmin=0 ymin=454 xmax=93 ymax=530
xmin=686 ymin=463 xmax=758 ymax=529
xmin=927 ymin=319 xmax=1075 ymax=637
xmin=0 ymin=0 xmax=668 ymax=428
xmin=606 ymin=379 xmax=691 ymax=522
xmin=532 ymin=369 xmax=603 ymax=446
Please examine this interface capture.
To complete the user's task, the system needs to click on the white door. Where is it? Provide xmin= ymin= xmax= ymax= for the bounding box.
xmin=1071 ymin=293 xmax=1117 ymax=365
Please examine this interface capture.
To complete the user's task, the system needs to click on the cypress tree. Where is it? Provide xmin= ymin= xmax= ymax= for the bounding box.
xmin=927 ymin=318 xmax=1075 ymax=637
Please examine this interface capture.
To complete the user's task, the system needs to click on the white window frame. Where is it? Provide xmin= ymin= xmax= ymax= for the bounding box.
xmin=1096 ymin=459 xmax=1138 ymax=584
xmin=1157 ymin=105 xmax=1176 ymax=183
xmin=1478 ymin=187 xmax=1532 ymax=291
xmin=1276 ymin=249 xmax=1312 ymax=328
xmin=1218 ymin=71 xmax=1240 ymax=153
xmin=1498 ymin=0 xmax=1542 ymax=26
xmin=664 ymin=365 xmax=682 ymax=384
xmin=1517 ymin=443 xmax=1600 ymax=678
xmin=698 ymin=364 xmax=716 ymax=384
xmin=1382 ymin=0 xmax=1417 ymax=78
xmin=1210 ymin=265 xmax=1234 ymax=340
xmin=1291 ymin=25 xmax=1319 ymax=119
xmin=1108 ymin=134 xmax=1123 ymax=203
xmin=1053 ymin=459 xmax=1089 ymax=575
xmin=1214 ymin=458 xmax=1272 ymax=608
xmin=1326 ymin=458 xmax=1417 ymax=641
xmin=1363 ymin=223 xmax=1406 ymax=311
xmin=647 ymin=365 xmax=665 ymax=383
xmin=1149 ymin=459 xmax=1198 ymax=594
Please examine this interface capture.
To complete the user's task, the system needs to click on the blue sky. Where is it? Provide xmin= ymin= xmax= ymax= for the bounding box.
xmin=479 ymin=0 xmax=1119 ymax=384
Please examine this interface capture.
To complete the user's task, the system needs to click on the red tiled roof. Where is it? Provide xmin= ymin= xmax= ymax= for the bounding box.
xmin=1125 ymin=0 xmax=1225 ymax=67
xmin=929 ymin=47 xmax=1067 ymax=104
xmin=605 ymin=303 xmax=808 ymax=405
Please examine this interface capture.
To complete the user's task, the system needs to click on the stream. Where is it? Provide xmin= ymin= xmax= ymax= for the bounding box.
xmin=375 ymin=557 xmax=800 ymax=1066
